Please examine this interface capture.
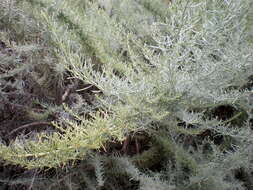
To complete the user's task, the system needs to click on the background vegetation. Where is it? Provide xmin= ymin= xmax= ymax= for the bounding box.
xmin=0 ymin=0 xmax=253 ymax=189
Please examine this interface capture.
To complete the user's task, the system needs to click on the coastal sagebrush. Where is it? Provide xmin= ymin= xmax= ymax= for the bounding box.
xmin=0 ymin=0 xmax=252 ymax=189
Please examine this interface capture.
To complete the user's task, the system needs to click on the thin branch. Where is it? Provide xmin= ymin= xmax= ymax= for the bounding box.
xmin=8 ymin=121 xmax=52 ymax=136
xmin=28 ymin=169 xmax=38 ymax=190
xmin=0 ymin=99 xmax=28 ymax=111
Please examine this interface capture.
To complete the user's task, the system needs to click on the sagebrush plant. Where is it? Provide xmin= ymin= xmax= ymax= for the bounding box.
xmin=0 ymin=0 xmax=253 ymax=189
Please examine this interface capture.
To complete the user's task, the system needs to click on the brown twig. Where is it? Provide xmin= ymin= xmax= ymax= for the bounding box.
xmin=135 ymin=138 xmax=140 ymax=154
xmin=121 ymin=136 xmax=130 ymax=154
xmin=4 ymin=92 xmax=37 ymax=99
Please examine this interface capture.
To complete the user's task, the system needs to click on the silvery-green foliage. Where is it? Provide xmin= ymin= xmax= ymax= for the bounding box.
xmin=0 ymin=0 xmax=253 ymax=189
xmin=93 ymin=155 xmax=105 ymax=187
xmin=116 ymin=157 xmax=175 ymax=190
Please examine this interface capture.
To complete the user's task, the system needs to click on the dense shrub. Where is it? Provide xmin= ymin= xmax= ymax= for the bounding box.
xmin=0 ymin=0 xmax=252 ymax=189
